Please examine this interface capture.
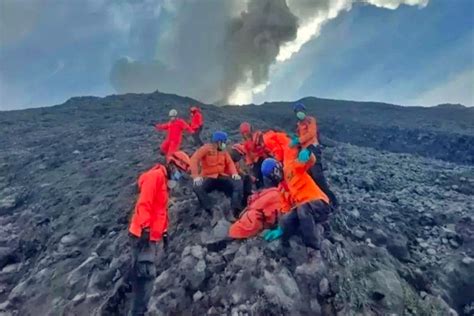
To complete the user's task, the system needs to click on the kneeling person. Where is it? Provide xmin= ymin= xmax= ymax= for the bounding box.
xmin=261 ymin=148 xmax=331 ymax=251
xmin=190 ymin=131 xmax=243 ymax=216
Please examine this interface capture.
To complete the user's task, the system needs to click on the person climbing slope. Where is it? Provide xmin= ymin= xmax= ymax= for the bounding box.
xmin=291 ymin=102 xmax=338 ymax=208
xmin=128 ymin=150 xmax=191 ymax=316
xmin=261 ymin=147 xmax=331 ymax=255
xmin=190 ymin=131 xmax=243 ymax=218
xmin=189 ymin=106 xmax=204 ymax=146
xmin=155 ymin=109 xmax=193 ymax=157
xmin=239 ymin=122 xmax=268 ymax=189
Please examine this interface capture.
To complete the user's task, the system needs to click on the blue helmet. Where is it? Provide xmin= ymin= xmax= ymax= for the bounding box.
xmin=261 ymin=158 xmax=278 ymax=177
xmin=212 ymin=131 xmax=228 ymax=143
xmin=293 ymin=102 xmax=306 ymax=113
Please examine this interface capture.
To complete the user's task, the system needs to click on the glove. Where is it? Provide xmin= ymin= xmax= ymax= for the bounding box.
xmin=298 ymin=148 xmax=311 ymax=163
xmin=232 ymin=174 xmax=241 ymax=181
xmin=290 ymin=134 xmax=300 ymax=148
xmin=193 ymin=177 xmax=203 ymax=186
xmin=162 ymin=232 xmax=169 ymax=251
xmin=263 ymin=227 xmax=283 ymax=241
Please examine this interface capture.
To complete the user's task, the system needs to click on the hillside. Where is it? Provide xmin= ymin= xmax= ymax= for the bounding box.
xmin=0 ymin=91 xmax=473 ymax=315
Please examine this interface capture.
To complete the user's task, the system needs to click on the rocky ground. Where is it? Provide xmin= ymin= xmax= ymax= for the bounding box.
xmin=0 ymin=91 xmax=473 ymax=315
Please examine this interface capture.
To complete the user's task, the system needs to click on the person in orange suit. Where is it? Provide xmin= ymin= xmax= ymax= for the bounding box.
xmin=260 ymin=147 xmax=331 ymax=253
xmin=262 ymin=130 xmax=290 ymax=163
xmin=128 ymin=151 xmax=191 ymax=316
xmin=155 ymin=109 xmax=192 ymax=157
xmin=190 ymin=131 xmax=243 ymax=217
xmin=228 ymin=143 xmax=253 ymax=207
xmin=239 ymin=122 xmax=268 ymax=189
xmin=292 ymin=102 xmax=338 ymax=208
xmin=228 ymin=187 xmax=284 ymax=239
xmin=189 ymin=106 xmax=203 ymax=146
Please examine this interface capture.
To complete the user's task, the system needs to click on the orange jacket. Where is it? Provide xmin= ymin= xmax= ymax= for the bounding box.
xmin=282 ymin=147 xmax=329 ymax=206
xmin=156 ymin=118 xmax=192 ymax=143
xmin=190 ymin=144 xmax=238 ymax=178
xmin=190 ymin=110 xmax=203 ymax=132
xmin=243 ymin=131 xmax=268 ymax=164
xmin=263 ymin=131 xmax=290 ymax=162
xmin=297 ymin=116 xmax=319 ymax=148
xmin=129 ymin=164 xmax=168 ymax=241
xmin=229 ymin=188 xmax=282 ymax=239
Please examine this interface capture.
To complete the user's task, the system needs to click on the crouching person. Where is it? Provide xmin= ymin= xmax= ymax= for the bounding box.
xmin=190 ymin=131 xmax=243 ymax=217
xmin=261 ymin=147 xmax=331 ymax=254
xmin=128 ymin=151 xmax=190 ymax=316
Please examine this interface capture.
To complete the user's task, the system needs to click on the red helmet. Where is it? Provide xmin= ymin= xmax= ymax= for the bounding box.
xmin=167 ymin=151 xmax=191 ymax=172
xmin=232 ymin=143 xmax=246 ymax=156
xmin=239 ymin=122 xmax=251 ymax=135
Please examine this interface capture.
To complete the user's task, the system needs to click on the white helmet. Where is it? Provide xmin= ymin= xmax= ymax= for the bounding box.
xmin=169 ymin=109 xmax=178 ymax=117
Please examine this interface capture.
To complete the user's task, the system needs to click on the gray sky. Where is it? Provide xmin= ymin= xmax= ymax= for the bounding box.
xmin=0 ymin=0 xmax=472 ymax=110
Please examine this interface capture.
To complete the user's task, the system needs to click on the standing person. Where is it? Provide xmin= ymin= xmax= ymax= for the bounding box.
xmin=260 ymin=147 xmax=331 ymax=255
xmin=128 ymin=151 xmax=191 ymax=316
xmin=239 ymin=122 xmax=268 ymax=189
xmin=155 ymin=109 xmax=192 ymax=157
xmin=190 ymin=131 xmax=243 ymax=218
xmin=292 ymin=102 xmax=338 ymax=208
xmin=189 ymin=106 xmax=204 ymax=146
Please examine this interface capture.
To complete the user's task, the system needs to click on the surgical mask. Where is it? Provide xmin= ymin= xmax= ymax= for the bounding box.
xmin=171 ymin=170 xmax=182 ymax=181
xmin=218 ymin=143 xmax=227 ymax=151
xmin=296 ymin=111 xmax=306 ymax=120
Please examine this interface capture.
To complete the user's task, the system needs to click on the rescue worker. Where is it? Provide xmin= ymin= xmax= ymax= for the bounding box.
xmin=190 ymin=131 xmax=243 ymax=218
xmin=228 ymin=185 xmax=284 ymax=239
xmin=128 ymin=151 xmax=191 ymax=316
xmin=260 ymin=147 xmax=331 ymax=253
xmin=228 ymin=143 xmax=253 ymax=207
xmin=262 ymin=130 xmax=290 ymax=163
xmin=155 ymin=109 xmax=193 ymax=157
xmin=189 ymin=106 xmax=203 ymax=146
xmin=292 ymin=102 xmax=338 ymax=208
xmin=239 ymin=122 xmax=268 ymax=189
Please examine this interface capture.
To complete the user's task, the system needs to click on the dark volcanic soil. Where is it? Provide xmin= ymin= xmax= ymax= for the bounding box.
xmin=0 ymin=91 xmax=473 ymax=315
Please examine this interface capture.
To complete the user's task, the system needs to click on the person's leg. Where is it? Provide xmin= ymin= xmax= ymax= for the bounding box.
xmin=168 ymin=139 xmax=180 ymax=156
xmin=193 ymin=178 xmax=217 ymax=213
xmin=279 ymin=211 xmax=299 ymax=247
xmin=216 ymin=176 xmax=243 ymax=217
xmin=193 ymin=127 xmax=203 ymax=146
xmin=242 ymin=175 xmax=253 ymax=207
xmin=160 ymin=139 xmax=170 ymax=156
xmin=130 ymin=238 xmax=157 ymax=316
xmin=296 ymin=200 xmax=330 ymax=250
xmin=307 ymin=145 xmax=338 ymax=208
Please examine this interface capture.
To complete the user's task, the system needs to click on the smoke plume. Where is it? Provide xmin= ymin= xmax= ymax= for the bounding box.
xmin=109 ymin=0 xmax=429 ymax=105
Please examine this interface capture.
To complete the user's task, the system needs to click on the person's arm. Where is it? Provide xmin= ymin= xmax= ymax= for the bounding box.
xmin=226 ymin=152 xmax=238 ymax=176
xmin=295 ymin=152 xmax=316 ymax=172
xmin=151 ymin=176 xmax=168 ymax=241
xmin=181 ymin=119 xmax=193 ymax=133
xmin=155 ymin=121 xmax=170 ymax=131
xmin=133 ymin=175 xmax=156 ymax=231
xmin=298 ymin=118 xmax=316 ymax=145
xmin=190 ymin=146 xmax=208 ymax=177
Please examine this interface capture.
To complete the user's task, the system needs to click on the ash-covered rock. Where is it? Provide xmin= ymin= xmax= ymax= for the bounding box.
xmin=0 ymin=91 xmax=472 ymax=315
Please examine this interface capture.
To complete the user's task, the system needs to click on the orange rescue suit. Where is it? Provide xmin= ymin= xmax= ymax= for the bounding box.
xmin=243 ymin=131 xmax=268 ymax=165
xmin=263 ymin=131 xmax=290 ymax=162
xmin=283 ymin=147 xmax=329 ymax=206
xmin=155 ymin=118 xmax=192 ymax=156
xmin=129 ymin=164 xmax=169 ymax=241
xmin=229 ymin=187 xmax=282 ymax=239
xmin=296 ymin=116 xmax=319 ymax=148
xmin=190 ymin=144 xmax=238 ymax=178
xmin=190 ymin=109 xmax=203 ymax=132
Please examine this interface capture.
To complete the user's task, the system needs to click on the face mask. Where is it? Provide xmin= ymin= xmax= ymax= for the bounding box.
xmin=167 ymin=180 xmax=177 ymax=189
xmin=218 ymin=143 xmax=227 ymax=151
xmin=171 ymin=170 xmax=182 ymax=181
xmin=296 ymin=111 xmax=306 ymax=120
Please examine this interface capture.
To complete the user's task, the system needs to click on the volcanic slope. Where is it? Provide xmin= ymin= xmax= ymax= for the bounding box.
xmin=0 ymin=91 xmax=473 ymax=315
